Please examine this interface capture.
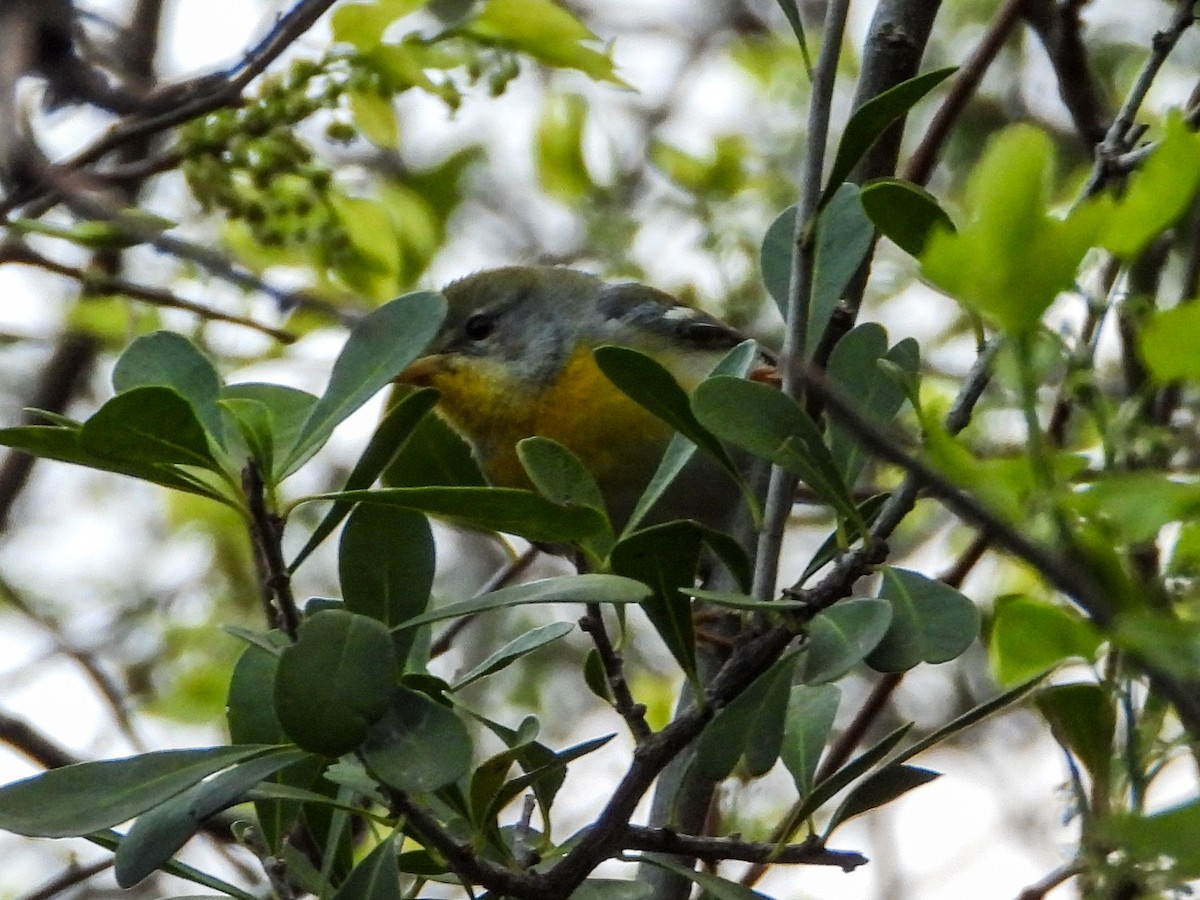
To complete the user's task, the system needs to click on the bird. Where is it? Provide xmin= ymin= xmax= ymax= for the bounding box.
xmin=396 ymin=265 xmax=772 ymax=532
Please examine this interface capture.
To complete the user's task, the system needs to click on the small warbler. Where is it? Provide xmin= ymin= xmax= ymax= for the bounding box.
xmin=397 ymin=266 xmax=770 ymax=530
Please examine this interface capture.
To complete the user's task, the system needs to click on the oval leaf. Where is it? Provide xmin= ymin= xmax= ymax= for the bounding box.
xmin=362 ymin=688 xmax=472 ymax=793
xmin=802 ymin=598 xmax=893 ymax=684
xmin=866 ymin=568 xmax=980 ymax=672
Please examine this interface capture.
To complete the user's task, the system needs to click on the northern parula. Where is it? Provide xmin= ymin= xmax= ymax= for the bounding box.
xmin=398 ymin=266 xmax=770 ymax=529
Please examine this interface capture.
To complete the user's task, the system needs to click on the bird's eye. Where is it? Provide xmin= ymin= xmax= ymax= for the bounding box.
xmin=464 ymin=312 xmax=496 ymax=341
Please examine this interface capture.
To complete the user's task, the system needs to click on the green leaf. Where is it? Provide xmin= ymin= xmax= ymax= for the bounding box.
xmin=1072 ymin=472 xmax=1200 ymax=544
xmin=696 ymin=654 xmax=798 ymax=780
xmin=221 ymin=398 xmax=274 ymax=473
xmin=827 ymin=324 xmax=919 ymax=486
xmin=780 ymin=684 xmax=840 ymax=798
xmin=397 ymin=574 xmax=649 ymax=631
xmin=810 ymin=185 xmax=875 ymax=352
xmin=1099 ymin=800 xmax=1200 ymax=878
xmin=594 ymin=345 xmax=742 ymax=482
xmin=1112 ymin=612 xmax=1200 ymax=679
xmin=362 ymin=687 xmax=472 ymax=793
xmin=624 ymin=340 xmax=761 ymax=533
xmin=452 ymin=621 xmax=574 ymax=690
xmin=800 ymin=492 xmax=891 ymax=584
xmin=114 ymin=747 xmax=308 ymax=887
xmin=316 ymin=486 xmax=606 ymax=544
xmin=822 ymin=67 xmax=956 ymax=205
xmin=291 ymin=387 xmax=439 ymax=571
xmin=281 ymin=291 xmax=446 ymax=476
xmin=823 ymin=765 xmax=939 ymax=837
xmin=537 ymin=94 xmax=593 ymax=201
xmin=802 ymin=598 xmax=893 ymax=684
xmin=0 ymin=424 xmax=225 ymax=501
xmin=80 ymin=386 xmax=220 ymax=471
xmin=112 ymin=332 xmax=225 ymax=445
xmin=692 ymin=376 xmax=858 ymax=523
xmin=274 ymin=610 xmax=397 ymax=756
xmin=1101 ymin=112 xmax=1200 ymax=259
xmin=637 ymin=857 xmax=776 ymax=899
xmin=331 ymin=833 xmax=402 ymax=900
xmin=1034 ymin=682 xmax=1113 ymax=785
xmin=610 ymin=522 xmax=703 ymax=678
xmin=331 ymin=0 xmax=424 ymax=47
xmin=381 ymin=389 xmax=487 ymax=488
xmin=760 ymin=204 xmax=797 ymax=315
xmin=339 ymin=504 xmax=434 ymax=665
xmin=87 ymin=830 xmax=257 ymax=900
xmin=519 ymin=436 xmax=614 ymax=557
xmin=223 ymin=383 xmax=317 ymax=478
xmin=0 ymin=746 xmax=276 ymax=837
xmin=890 ymin=673 xmax=1048 ymax=766
xmin=772 ymin=0 xmax=810 ymax=70
xmin=921 ymin=125 xmax=1105 ymax=333
xmin=468 ymin=0 xmax=623 ymax=83
xmin=790 ymin=724 xmax=911 ymax=825
xmin=990 ymin=594 xmax=1103 ymax=685
xmin=860 ymin=178 xmax=955 ymax=256
xmin=866 ymin=567 xmax=980 ymax=671
xmin=350 ymin=91 xmax=399 ymax=149
xmin=683 ymin=588 xmax=808 ymax=612
xmin=1140 ymin=302 xmax=1200 ymax=384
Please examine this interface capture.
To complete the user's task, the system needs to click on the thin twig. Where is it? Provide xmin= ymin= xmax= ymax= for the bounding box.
xmin=17 ymin=858 xmax=114 ymax=900
xmin=579 ymin=603 xmax=652 ymax=742
xmin=243 ymin=461 xmax=300 ymax=639
xmin=429 ymin=547 xmax=539 ymax=659
xmin=0 ymin=243 xmax=296 ymax=341
xmin=624 ymin=826 xmax=867 ymax=870
xmin=754 ymin=0 xmax=852 ymax=601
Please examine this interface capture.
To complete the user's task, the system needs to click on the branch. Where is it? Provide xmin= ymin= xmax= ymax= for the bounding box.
xmin=243 ymin=461 xmax=300 ymax=640
xmin=0 ymin=243 xmax=296 ymax=342
xmin=1022 ymin=0 xmax=1108 ymax=147
xmin=1083 ymin=0 xmax=1197 ymax=198
xmin=624 ymin=826 xmax=867 ymax=870
xmin=0 ymin=708 xmax=79 ymax=769
xmin=579 ymin=603 xmax=652 ymax=742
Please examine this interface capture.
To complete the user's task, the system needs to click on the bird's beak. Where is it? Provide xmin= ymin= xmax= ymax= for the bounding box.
xmin=394 ymin=354 xmax=444 ymax=388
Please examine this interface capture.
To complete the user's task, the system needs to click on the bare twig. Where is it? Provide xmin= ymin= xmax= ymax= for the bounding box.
xmin=429 ymin=547 xmax=539 ymax=659
xmin=1022 ymin=0 xmax=1108 ymax=147
xmin=243 ymin=461 xmax=300 ymax=639
xmin=0 ymin=708 xmax=79 ymax=769
xmin=0 ymin=243 xmax=296 ymax=341
xmin=625 ymin=826 xmax=867 ymax=870
xmin=579 ymin=603 xmax=652 ymax=742
xmin=17 ymin=858 xmax=114 ymax=900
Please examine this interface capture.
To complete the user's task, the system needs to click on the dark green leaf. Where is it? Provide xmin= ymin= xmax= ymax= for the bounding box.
xmin=316 ymin=486 xmax=606 ymax=544
xmin=87 ymin=829 xmax=257 ymax=900
xmin=274 ymin=610 xmax=397 ymax=756
xmin=790 ymin=724 xmax=912 ymax=824
xmin=282 ymin=290 xmax=446 ymax=476
xmin=827 ymin=324 xmax=919 ymax=486
xmin=0 ymin=424 xmax=225 ymax=500
xmin=760 ymin=204 xmax=797 ymax=314
xmin=331 ymin=833 xmax=402 ymax=900
xmin=800 ymin=492 xmax=890 ymax=584
xmin=339 ymin=504 xmax=434 ymax=664
xmin=810 ymin=185 xmax=874 ymax=352
xmin=113 ymin=332 xmax=225 ymax=444
xmin=80 ymin=386 xmax=220 ymax=471
xmin=860 ymin=178 xmax=955 ymax=256
xmin=696 ymin=654 xmax=798 ymax=780
xmin=1113 ymin=612 xmax=1200 ymax=678
xmin=780 ymin=684 xmax=840 ymax=798
xmin=362 ymin=688 xmax=472 ymax=793
xmin=802 ymin=598 xmax=893 ymax=684
xmin=594 ymin=345 xmax=742 ymax=482
xmin=482 ymin=734 xmax=614 ymax=829
xmin=291 ymin=387 xmax=439 ymax=571
xmin=683 ymin=588 xmax=808 ymax=612
xmin=610 ymin=522 xmax=703 ymax=678
xmin=452 ymin=622 xmax=574 ymax=690
xmin=519 ymin=436 xmax=614 ymax=556
xmin=822 ymin=67 xmax=956 ymax=205
xmin=382 ymin=397 xmax=486 ymax=488
xmin=397 ymin=574 xmax=649 ymax=631
xmin=824 ymin=765 xmax=939 ymax=837
xmin=625 ymin=340 xmax=761 ymax=533
xmin=1035 ymin=682 xmax=1113 ymax=784
xmin=223 ymin=383 xmax=317 ymax=479
xmin=0 ymin=745 xmax=275 ymax=837
xmin=569 ymin=881 xmax=654 ymax=900
xmin=114 ymin=747 xmax=308 ymax=887
xmin=772 ymin=0 xmax=810 ymax=71
xmin=891 ymin=672 xmax=1048 ymax=766
xmin=221 ymin=398 xmax=274 ymax=473
xmin=692 ymin=376 xmax=857 ymax=523
xmin=866 ymin=567 xmax=980 ymax=671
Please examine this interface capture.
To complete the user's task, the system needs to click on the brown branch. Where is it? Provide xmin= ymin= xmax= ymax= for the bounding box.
xmin=17 ymin=857 xmax=114 ymax=900
xmin=1022 ymin=0 xmax=1109 ymax=148
xmin=243 ymin=461 xmax=300 ymax=639
xmin=0 ymin=243 xmax=296 ymax=342
xmin=0 ymin=709 xmax=79 ymax=769
xmin=579 ymin=603 xmax=652 ymax=742
xmin=903 ymin=0 xmax=1029 ymax=186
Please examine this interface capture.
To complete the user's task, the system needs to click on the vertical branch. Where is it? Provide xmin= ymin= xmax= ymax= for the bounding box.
xmin=243 ymin=461 xmax=300 ymax=639
xmin=753 ymin=0 xmax=853 ymax=602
